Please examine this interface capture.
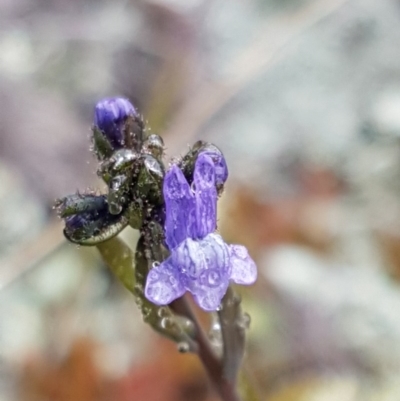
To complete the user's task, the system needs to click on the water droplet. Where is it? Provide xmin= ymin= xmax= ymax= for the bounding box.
xmin=182 ymin=319 xmax=195 ymax=333
xmin=209 ymin=318 xmax=221 ymax=337
xmin=157 ymin=307 xmax=169 ymax=318
xmin=152 ymin=261 xmax=160 ymax=268
xmin=177 ymin=342 xmax=190 ymax=353
xmin=142 ymin=306 xmax=151 ymax=318
xmin=208 ymin=314 xmax=223 ymax=354
xmin=109 ymin=202 xmax=122 ymax=215
xmin=207 ymin=271 xmax=220 ymax=287
xmin=160 ymin=317 xmax=172 ymax=330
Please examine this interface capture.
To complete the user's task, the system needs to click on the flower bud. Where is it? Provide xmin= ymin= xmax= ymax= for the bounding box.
xmin=199 ymin=147 xmax=228 ymax=190
xmin=58 ymin=194 xmax=128 ymax=245
xmin=94 ymin=97 xmax=138 ymax=148
xmin=179 ymin=141 xmax=229 ymax=194
xmin=63 ymin=208 xmax=127 ymax=245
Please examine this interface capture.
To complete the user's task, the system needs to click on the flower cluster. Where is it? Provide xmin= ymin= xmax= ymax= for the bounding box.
xmin=145 ymin=152 xmax=257 ymax=311
xmin=57 ymin=97 xmax=165 ymax=244
xmin=57 ymin=96 xmax=257 ymax=312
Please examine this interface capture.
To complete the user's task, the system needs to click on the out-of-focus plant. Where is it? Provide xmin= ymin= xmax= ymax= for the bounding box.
xmin=55 ymin=98 xmax=258 ymax=401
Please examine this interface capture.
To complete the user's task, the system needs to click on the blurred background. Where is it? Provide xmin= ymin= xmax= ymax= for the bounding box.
xmin=1 ymin=0 xmax=400 ymax=400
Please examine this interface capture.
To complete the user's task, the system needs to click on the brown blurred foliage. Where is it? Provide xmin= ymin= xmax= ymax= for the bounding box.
xmin=19 ymin=337 xmax=220 ymax=401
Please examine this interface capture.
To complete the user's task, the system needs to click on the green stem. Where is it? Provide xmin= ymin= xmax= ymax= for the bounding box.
xmin=97 ymin=236 xmax=197 ymax=350
xmin=238 ymin=367 xmax=262 ymax=401
xmin=97 ymin=237 xmax=261 ymax=401
xmin=96 ymin=236 xmax=136 ymax=293
xmin=218 ymin=286 xmax=245 ymax=383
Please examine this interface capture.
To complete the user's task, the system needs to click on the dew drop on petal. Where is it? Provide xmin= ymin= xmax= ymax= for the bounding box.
xmin=206 ymin=270 xmax=221 ymax=288
xmin=229 ymin=245 xmax=257 ymax=285
xmin=145 ymin=261 xmax=186 ymax=305
xmin=150 ymin=272 xmax=159 ymax=280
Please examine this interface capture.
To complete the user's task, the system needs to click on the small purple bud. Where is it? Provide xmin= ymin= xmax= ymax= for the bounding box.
xmin=199 ymin=149 xmax=228 ymax=190
xmin=65 ymin=213 xmax=89 ymax=232
xmin=94 ymin=97 xmax=137 ymax=147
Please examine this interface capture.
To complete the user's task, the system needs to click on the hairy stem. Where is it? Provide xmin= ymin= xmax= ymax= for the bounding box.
xmin=171 ymin=296 xmax=242 ymax=401
xmin=218 ymin=286 xmax=245 ymax=383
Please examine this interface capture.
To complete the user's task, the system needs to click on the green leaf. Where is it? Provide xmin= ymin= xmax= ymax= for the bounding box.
xmin=97 ymin=234 xmax=197 ymax=351
xmin=96 ymin=236 xmax=136 ymax=293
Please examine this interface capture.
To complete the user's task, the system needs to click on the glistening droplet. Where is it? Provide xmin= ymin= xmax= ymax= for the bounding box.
xmin=157 ymin=307 xmax=169 ymax=318
xmin=177 ymin=342 xmax=190 ymax=353
xmin=109 ymin=202 xmax=122 ymax=215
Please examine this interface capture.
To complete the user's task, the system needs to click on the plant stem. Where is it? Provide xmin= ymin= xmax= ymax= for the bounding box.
xmin=171 ymin=296 xmax=242 ymax=401
xmin=238 ymin=367 xmax=262 ymax=401
xmin=218 ymin=286 xmax=245 ymax=383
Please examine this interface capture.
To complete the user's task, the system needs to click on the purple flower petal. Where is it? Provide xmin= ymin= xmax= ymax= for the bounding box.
xmin=172 ymin=238 xmax=205 ymax=279
xmin=198 ymin=233 xmax=231 ymax=277
xmin=191 ymin=273 xmax=229 ymax=311
xmin=173 ymin=233 xmax=230 ymax=279
xmin=229 ymin=245 xmax=257 ymax=285
xmin=144 ymin=259 xmax=185 ymax=305
xmin=164 ymin=165 xmax=196 ymax=249
xmin=194 ymin=153 xmax=217 ymax=238
xmin=181 ymin=234 xmax=230 ymax=311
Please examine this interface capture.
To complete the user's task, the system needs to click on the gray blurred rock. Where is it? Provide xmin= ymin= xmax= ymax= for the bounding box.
xmin=262 ymin=245 xmax=400 ymax=377
xmin=0 ymin=161 xmax=45 ymax=257
xmin=199 ymin=0 xmax=400 ymax=196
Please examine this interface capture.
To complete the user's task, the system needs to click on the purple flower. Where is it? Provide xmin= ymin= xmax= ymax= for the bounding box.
xmin=145 ymin=153 xmax=257 ymax=311
xmin=94 ymin=97 xmax=137 ymax=147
